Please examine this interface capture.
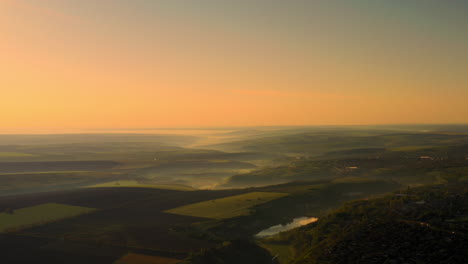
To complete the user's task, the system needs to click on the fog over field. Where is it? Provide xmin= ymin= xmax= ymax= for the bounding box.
xmin=1 ymin=0 xmax=467 ymax=263
xmin=1 ymin=125 xmax=468 ymax=195
xmin=0 ymin=126 xmax=467 ymax=263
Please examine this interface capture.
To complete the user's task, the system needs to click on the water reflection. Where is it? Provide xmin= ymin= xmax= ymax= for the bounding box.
xmin=255 ymin=217 xmax=318 ymax=237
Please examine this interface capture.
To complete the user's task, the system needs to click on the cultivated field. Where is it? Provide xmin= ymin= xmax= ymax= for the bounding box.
xmin=0 ymin=203 xmax=96 ymax=232
xmin=0 ymin=161 xmax=119 ymax=174
xmin=0 ymin=152 xmax=36 ymax=157
xmin=1 ymin=127 xmax=466 ymax=263
xmin=0 ymin=187 xmax=252 ymax=254
xmin=87 ymin=181 xmax=195 ymax=191
xmin=0 ymin=179 xmax=404 ymax=263
xmin=0 ymin=171 xmax=120 ymax=197
xmin=165 ymin=192 xmax=288 ymax=219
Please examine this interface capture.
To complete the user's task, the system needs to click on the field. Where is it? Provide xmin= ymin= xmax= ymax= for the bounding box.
xmin=0 ymin=203 xmax=96 ymax=232
xmin=3 ymin=127 xmax=467 ymax=195
xmin=0 ymin=187 xmax=256 ymax=260
xmin=0 ymin=133 xmax=265 ymax=195
xmin=259 ymin=242 xmax=294 ymax=264
xmin=0 ymin=178 xmax=411 ymax=263
xmin=0 ymin=127 xmax=467 ymax=263
xmin=0 ymin=152 xmax=36 ymax=157
xmin=0 ymin=161 xmax=119 ymax=174
xmin=87 ymin=181 xmax=196 ymax=191
xmin=0 ymin=171 xmax=120 ymax=197
xmin=262 ymin=183 xmax=326 ymax=194
xmin=205 ymin=128 xmax=468 ymax=156
xmin=114 ymin=253 xmax=180 ymax=264
xmin=165 ymin=192 xmax=288 ymax=220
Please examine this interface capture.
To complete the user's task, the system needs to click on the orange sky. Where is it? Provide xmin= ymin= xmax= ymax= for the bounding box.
xmin=1 ymin=0 xmax=467 ymax=133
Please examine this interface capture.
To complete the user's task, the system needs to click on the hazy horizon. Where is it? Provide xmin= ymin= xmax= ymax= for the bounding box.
xmin=1 ymin=123 xmax=468 ymax=135
xmin=1 ymin=0 xmax=468 ymax=133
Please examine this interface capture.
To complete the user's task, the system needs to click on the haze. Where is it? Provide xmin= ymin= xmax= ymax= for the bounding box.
xmin=1 ymin=0 xmax=468 ymax=134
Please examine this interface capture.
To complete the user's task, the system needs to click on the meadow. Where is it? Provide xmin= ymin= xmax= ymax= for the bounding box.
xmin=0 ymin=152 xmax=36 ymax=157
xmin=0 ymin=203 xmax=96 ymax=233
xmin=87 ymin=180 xmax=196 ymax=191
xmin=165 ymin=192 xmax=289 ymax=219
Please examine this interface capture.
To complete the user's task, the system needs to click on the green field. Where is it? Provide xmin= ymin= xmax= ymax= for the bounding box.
xmin=165 ymin=192 xmax=288 ymax=219
xmin=0 ymin=152 xmax=36 ymax=157
xmin=266 ymin=183 xmax=326 ymax=194
xmin=0 ymin=171 xmax=92 ymax=175
xmin=0 ymin=203 xmax=96 ymax=233
xmin=86 ymin=180 xmax=196 ymax=191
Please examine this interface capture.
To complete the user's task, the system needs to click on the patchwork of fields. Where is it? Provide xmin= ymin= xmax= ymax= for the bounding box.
xmin=0 ymin=187 xmax=259 ymax=263
xmin=165 ymin=192 xmax=288 ymax=219
xmin=0 ymin=177 xmax=413 ymax=263
xmin=0 ymin=128 xmax=467 ymax=263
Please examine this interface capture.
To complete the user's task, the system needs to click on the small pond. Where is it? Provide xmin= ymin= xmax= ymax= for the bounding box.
xmin=255 ymin=216 xmax=318 ymax=238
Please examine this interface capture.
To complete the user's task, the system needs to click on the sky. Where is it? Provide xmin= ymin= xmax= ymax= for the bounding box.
xmin=1 ymin=0 xmax=468 ymax=133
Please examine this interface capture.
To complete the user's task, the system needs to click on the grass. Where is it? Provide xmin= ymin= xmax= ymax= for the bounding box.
xmin=86 ymin=180 xmax=196 ymax=191
xmin=260 ymin=242 xmax=294 ymax=264
xmin=0 ymin=203 xmax=96 ymax=233
xmin=113 ymin=253 xmax=180 ymax=264
xmin=0 ymin=152 xmax=36 ymax=157
xmin=268 ymin=184 xmax=326 ymax=194
xmin=165 ymin=192 xmax=288 ymax=220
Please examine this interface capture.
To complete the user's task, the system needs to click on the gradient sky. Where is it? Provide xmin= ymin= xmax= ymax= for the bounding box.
xmin=1 ymin=0 xmax=468 ymax=133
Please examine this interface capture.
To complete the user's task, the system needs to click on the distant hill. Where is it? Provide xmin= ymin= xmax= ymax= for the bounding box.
xmin=0 ymin=134 xmax=196 ymax=147
xmin=222 ymin=143 xmax=468 ymax=188
xmin=204 ymin=129 xmax=468 ymax=156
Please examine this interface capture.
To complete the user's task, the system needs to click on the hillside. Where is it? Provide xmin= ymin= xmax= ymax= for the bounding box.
xmin=222 ymin=143 xmax=468 ymax=188
xmin=182 ymin=240 xmax=278 ymax=264
xmin=263 ymin=184 xmax=467 ymax=264
xmin=205 ymin=128 xmax=468 ymax=156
